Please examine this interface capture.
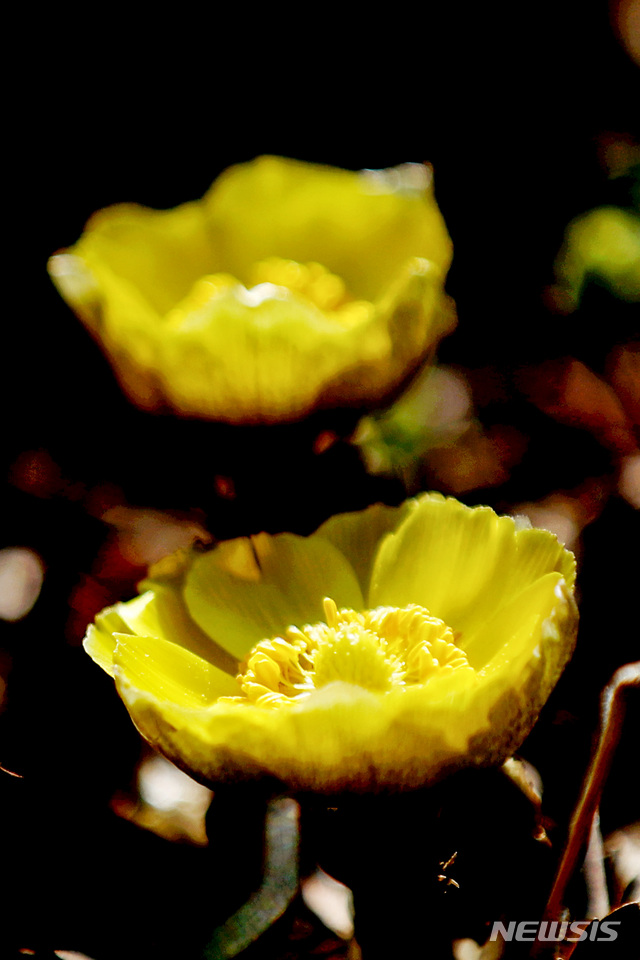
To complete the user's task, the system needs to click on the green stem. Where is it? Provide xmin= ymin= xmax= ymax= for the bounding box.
xmin=202 ymin=795 xmax=300 ymax=959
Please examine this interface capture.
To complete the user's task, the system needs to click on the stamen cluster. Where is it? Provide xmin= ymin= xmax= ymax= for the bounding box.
xmin=233 ymin=597 xmax=476 ymax=708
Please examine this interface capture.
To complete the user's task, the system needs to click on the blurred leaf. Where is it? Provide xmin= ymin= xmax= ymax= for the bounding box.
xmin=354 ymin=364 xmax=473 ymax=489
xmin=517 ymin=359 xmax=637 ymax=455
xmin=607 ymin=342 xmax=640 ymax=427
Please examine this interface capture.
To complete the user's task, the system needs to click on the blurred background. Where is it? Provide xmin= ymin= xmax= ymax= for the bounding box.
xmin=1 ymin=3 xmax=638 ymax=957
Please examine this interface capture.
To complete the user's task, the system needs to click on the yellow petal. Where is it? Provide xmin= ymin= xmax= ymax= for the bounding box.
xmin=113 ymin=632 xmax=238 ymax=706
xmin=71 ymin=201 xmax=218 ymax=315
xmin=204 ymin=156 xmax=452 ymax=299
xmin=153 ymin=283 xmax=372 ymax=423
xmin=183 ymin=533 xmax=364 ymax=660
xmin=49 ymin=252 xmax=167 ymax=410
xmin=147 ymin=258 xmax=451 ymax=423
xmin=314 ymin=500 xmax=417 ymax=600
xmin=83 ymin=604 xmax=129 ymax=677
xmin=115 ymin=587 xmax=238 ymax=675
xmin=370 ymin=494 xmax=572 ymax=637
xmin=114 ymin=675 xmax=282 ymax=784
xmin=464 ymin=571 xmax=566 ymax=668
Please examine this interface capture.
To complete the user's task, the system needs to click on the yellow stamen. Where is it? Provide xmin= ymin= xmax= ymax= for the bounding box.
xmin=250 ymin=258 xmax=373 ymax=324
xmin=164 ymin=258 xmax=373 ymax=330
xmin=250 ymin=258 xmax=349 ymax=311
xmin=230 ymin=597 xmax=476 ymax=708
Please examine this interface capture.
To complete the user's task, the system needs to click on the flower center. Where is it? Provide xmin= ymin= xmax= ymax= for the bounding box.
xmin=250 ymin=258 xmax=360 ymax=316
xmin=230 ymin=598 xmax=476 ymax=709
xmin=166 ymin=259 xmax=371 ymax=328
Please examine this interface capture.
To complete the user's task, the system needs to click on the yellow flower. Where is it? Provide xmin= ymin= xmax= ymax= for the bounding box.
xmin=48 ymin=157 xmax=454 ymax=423
xmin=84 ymin=494 xmax=578 ymax=793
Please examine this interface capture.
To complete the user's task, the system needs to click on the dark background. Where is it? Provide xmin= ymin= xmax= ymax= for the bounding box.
xmin=1 ymin=3 xmax=638 ymax=956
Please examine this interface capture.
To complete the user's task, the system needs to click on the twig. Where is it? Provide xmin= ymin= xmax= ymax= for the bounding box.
xmin=584 ymin=810 xmax=609 ymax=920
xmin=532 ymin=661 xmax=640 ymax=956
xmin=0 ymin=761 xmax=23 ymax=777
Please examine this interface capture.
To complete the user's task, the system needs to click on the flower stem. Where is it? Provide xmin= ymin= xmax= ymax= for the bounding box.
xmin=202 ymin=793 xmax=300 ymax=959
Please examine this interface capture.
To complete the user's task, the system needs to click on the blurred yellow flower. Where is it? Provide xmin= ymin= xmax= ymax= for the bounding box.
xmin=85 ymin=494 xmax=578 ymax=793
xmin=49 ymin=157 xmax=454 ymax=423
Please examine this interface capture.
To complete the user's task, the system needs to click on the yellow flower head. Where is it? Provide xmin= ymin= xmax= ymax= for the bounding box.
xmin=85 ymin=494 xmax=578 ymax=793
xmin=48 ymin=157 xmax=454 ymax=423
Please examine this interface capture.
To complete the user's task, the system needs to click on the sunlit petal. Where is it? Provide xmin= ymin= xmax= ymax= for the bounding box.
xmin=183 ymin=534 xmax=364 ymax=659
